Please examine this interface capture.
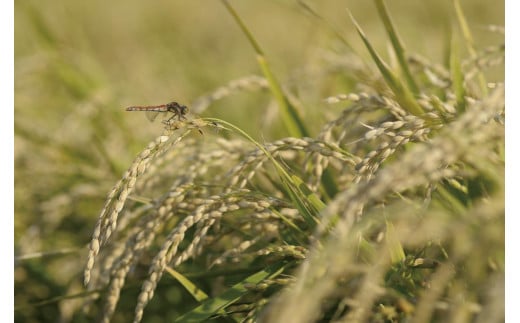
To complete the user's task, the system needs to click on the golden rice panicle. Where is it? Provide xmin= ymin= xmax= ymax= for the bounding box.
xmin=84 ymin=128 xmax=188 ymax=286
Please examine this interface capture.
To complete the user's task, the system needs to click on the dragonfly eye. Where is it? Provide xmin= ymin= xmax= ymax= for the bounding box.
xmin=167 ymin=102 xmax=178 ymax=108
xmin=166 ymin=102 xmax=188 ymax=115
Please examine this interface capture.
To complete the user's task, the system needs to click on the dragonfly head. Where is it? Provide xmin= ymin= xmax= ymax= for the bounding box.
xmin=167 ymin=102 xmax=189 ymax=116
xmin=179 ymin=104 xmax=189 ymax=115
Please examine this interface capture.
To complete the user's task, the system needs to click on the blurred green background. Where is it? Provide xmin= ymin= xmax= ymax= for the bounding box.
xmin=14 ymin=0 xmax=503 ymax=321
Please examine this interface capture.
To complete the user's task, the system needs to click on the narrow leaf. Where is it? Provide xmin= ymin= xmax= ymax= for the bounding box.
xmin=450 ymin=35 xmax=466 ymax=112
xmin=221 ymin=0 xmax=309 ymax=138
xmin=348 ymin=10 xmax=423 ymax=116
xmin=453 ymin=0 xmax=488 ymax=96
xmin=175 ymin=262 xmax=287 ymax=322
xmin=165 ymin=266 xmax=210 ymax=303
xmin=385 ymin=220 xmax=406 ymax=263
xmin=373 ymin=0 xmax=419 ymax=94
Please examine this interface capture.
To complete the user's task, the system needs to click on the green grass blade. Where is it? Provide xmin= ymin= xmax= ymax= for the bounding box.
xmin=435 ymin=183 xmax=468 ymax=215
xmin=291 ymin=174 xmax=327 ymax=212
xmin=319 ymin=168 xmax=338 ymax=200
xmin=453 ymin=0 xmax=488 ymax=96
xmin=19 ymin=1 xmax=57 ymax=48
xmin=221 ymin=0 xmax=309 ymax=138
xmin=220 ymin=0 xmax=263 ymax=55
xmin=297 ymin=1 xmax=357 ymax=54
xmin=357 ymin=235 xmax=378 ymax=263
xmin=221 ymin=0 xmax=338 ymax=197
xmin=373 ymin=0 xmax=419 ymax=95
xmin=348 ymin=10 xmax=423 ymax=116
xmin=272 ymin=208 xmax=308 ymax=239
xmin=257 ymin=56 xmax=309 ymax=137
xmin=450 ymin=35 xmax=466 ymax=112
xmin=282 ymin=181 xmax=318 ymax=229
xmin=205 ymin=118 xmax=330 ymax=230
xmin=165 ymin=266 xmax=210 ymax=303
xmin=439 ymin=22 xmax=453 ymax=101
xmin=385 ymin=220 xmax=406 ymax=263
xmin=174 ymin=262 xmax=287 ymax=322
xmin=281 ymin=174 xmax=321 ymax=229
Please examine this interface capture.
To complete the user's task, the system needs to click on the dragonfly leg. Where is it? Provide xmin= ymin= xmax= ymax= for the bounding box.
xmin=164 ymin=114 xmax=183 ymax=125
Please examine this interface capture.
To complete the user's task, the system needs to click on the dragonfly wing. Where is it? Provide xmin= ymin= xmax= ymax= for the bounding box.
xmin=145 ymin=110 xmax=160 ymax=122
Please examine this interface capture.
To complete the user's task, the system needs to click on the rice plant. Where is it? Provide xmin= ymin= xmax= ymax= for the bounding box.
xmin=15 ymin=0 xmax=504 ymax=322
xmin=79 ymin=1 xmax=504 ymax=322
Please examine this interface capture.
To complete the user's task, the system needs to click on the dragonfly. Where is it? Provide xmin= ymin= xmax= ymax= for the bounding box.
xmin=125 ymin=101 xmax=189 ymax=124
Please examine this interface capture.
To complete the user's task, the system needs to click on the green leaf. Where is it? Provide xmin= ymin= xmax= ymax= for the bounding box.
xmin=450 ymin=35 xmax=466 ymax=112
xmin=221 ymin=0 xmax=309 ymax=138
xmin=174 ymin=262 xmax=288 ymax=322
xmin=385 ymin=220 xmax=406 ymax=263
xmin=453 ymin=0 xmax=488 ymax=96
xmin=281 ymin=174 xmax=322 ymax=229
xmin=204 ymin=118 xmax=329 ymax=231
xmin=348 ymin=10 xmax=423 ymax=116
xmin=373 ymin=0 xmax=419 ymax=95
xmin=165 ymin=266 xmax=210 ymax=303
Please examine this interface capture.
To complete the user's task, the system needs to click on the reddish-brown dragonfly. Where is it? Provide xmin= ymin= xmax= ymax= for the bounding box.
xmin=125 ymin=101 xmax=189 ymax=123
